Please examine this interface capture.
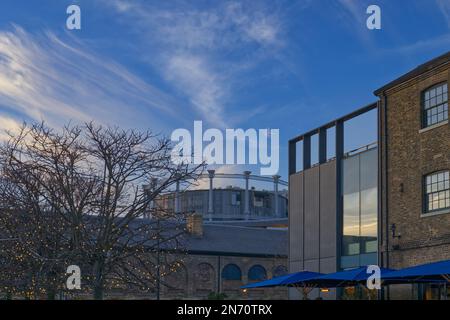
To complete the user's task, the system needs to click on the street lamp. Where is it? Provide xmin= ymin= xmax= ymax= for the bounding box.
xmin=143 ymin=180 xmax=161 ymax=300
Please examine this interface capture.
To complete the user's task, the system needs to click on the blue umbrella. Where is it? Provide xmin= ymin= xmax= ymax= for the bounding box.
xmin=382 ymin=259 xmax=450 ymax=283
xmin=302 ymin=266 xmax=396 ymax=288
xmin=241 ymin=271 xmax=323 ymax=289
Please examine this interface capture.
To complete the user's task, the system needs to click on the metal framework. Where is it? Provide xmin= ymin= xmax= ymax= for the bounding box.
xmin=155 ymin=172 xmax=288 ymax=221
xmin=288 ymin=101 xmax=379 ymax=275
xmin=288 ymin=102 xmax=378 ymax=175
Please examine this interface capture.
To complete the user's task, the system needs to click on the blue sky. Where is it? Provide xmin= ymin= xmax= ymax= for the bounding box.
xmin=0 ymin=0 xmax=449 ymax=183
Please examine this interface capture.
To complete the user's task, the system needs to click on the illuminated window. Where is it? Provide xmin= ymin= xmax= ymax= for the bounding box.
xmin=424 ymin=171 xmax=450 ymax=213
xmin=422 ymin=83 xmax=448 ymax=127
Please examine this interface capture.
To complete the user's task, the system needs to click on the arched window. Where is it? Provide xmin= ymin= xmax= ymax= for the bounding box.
xmin=273 ymin=265 xmax=288 ymax=278
xmin=424 ymin=170 xmax=450 ymax=213
xmin=221 ymin=264 xmax=242 ymax=281
xmin=248 ymin=265 xmax=267 ymax=281
xmin=196 ymin=263 xmax=215 ymax=283
xmin=422 ymin=82 xmax=448 ymax=128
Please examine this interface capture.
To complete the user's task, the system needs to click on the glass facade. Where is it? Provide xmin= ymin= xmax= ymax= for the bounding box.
xmin=341 ymin=147 xmax=378 ymax=269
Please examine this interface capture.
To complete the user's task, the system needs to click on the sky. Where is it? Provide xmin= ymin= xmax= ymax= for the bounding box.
xmin=0 ymin=0 xmax=449 ymax=185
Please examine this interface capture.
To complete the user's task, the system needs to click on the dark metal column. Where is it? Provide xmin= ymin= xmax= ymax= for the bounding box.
xmin=303 ymin=135 xmax=311 ymax=170
xmin=319 ymin=128 xmax=327 ymax=164
xmin=288 ymin=140 xmax=296 ymax=175
xmin=335 ymin=121 xmax=344 ymax=272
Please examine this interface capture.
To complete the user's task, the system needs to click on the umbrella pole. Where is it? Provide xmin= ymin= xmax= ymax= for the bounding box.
xmin=294 ymin=284 xmax=307 ymax=300
xmin=302 ymin=287 xmax=310 ymax=300
xmin=303 ymin=285 xmax=317 ymax=300
xmin=444 ymin=276 xmax=450 ymax=300
xmin=293 ymin=284 xmax=307 ymax=300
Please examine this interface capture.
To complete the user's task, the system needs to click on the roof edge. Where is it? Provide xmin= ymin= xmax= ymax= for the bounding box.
xmin=374 ymin=51 xmax=450 ymax=96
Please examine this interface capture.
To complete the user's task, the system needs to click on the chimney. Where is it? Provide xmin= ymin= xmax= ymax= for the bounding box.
xmin=187 ymin=213 xmax=203 ymax=237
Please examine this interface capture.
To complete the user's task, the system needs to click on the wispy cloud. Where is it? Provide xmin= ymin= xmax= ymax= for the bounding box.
xmin=165 ymin=54 xmax=227 ymax=127
xmin=336 ymin=0 xmax=376 ymax=48
xmin=436 ymin=0 xmax=450 ymax=28
xmin=0 ymin=26 xmax=181 ymax=132
xmin=379 ymin=33 xmax=450 ymax=56
xmin=0 ymin=115 xmax=22 ymax=141
xmin=105 ymin=0 xmax=284 ymax=128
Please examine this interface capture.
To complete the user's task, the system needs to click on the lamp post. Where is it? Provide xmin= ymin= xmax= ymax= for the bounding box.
xmin=156 ymin=218 xmax=161 ymax=300
xmin=244 ymin=171 xmax=251 ymax=220
xmin=175 ymin=177 xmax=181 ymax=214
xmin=143 ymin=178 xmax=158 ymax=218
xmin=273 ymin=175 xmax=281 ymax=217
xmin=207 ymin=170 xmax=215 ymax=221
xmin=143 ymin=180 xmax=161 ymax=300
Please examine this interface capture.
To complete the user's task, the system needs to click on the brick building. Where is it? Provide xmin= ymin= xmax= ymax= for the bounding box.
xmin=161 ymin=215 xmax=288 ymax=300
xmin=375 ymin=51 xmax=450 ymax=299
xmin=288 ymin=51 xmax=450 ymax=300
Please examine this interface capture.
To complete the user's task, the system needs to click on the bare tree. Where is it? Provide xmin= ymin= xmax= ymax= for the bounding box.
xmin=0 ymin=122 xmax=203 ymax=299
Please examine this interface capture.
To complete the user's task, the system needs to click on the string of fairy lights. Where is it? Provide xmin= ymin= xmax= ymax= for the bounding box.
xmin=0 ymin=212 xmax=189 ymax=299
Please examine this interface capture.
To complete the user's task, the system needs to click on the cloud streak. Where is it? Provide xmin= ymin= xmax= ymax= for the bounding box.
xmin=0 ymin=26 xmax=181 ymax=132
xmin=105 ymin=0 xmax=284 ymax=128
xmin=436 ymin=0 xmax=450 ymax=28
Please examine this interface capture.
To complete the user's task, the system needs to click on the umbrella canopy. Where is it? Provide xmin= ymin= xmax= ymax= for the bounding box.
xmin=241 ymin=271 xmax=323 ymax=289
xmin=382 ymin=259 xmax=450 ymax=283
xmin=302 ymin=266 xmax=396 ymax=288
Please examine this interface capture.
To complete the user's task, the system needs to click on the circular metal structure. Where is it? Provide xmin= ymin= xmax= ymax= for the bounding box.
xmin=198 ymin=173 xmax=288 ymax=186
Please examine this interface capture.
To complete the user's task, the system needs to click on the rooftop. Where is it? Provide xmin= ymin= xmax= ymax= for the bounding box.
xmin=128 ymin=217 xmax=288 ymax=258
xmin=374 ymin=51 xmax=450 ymax=95
xmin=185 ymin=224 xmax=287 ymax=257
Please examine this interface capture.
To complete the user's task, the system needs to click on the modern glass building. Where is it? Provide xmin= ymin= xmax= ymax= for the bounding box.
xmin=288 ymin=51 xmax=450 ymax=300
xmin=288 ymin=103 xmax=378 ymax=299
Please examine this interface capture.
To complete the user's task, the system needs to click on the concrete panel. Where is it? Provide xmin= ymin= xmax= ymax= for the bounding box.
xmin=304 ymin=167 xmax=320 ymax=260
xmin=289 ymin=260 xmax=303 ymax=273
xmin=304 ymin=259 xmax=319 ymax=272
xmin=288 ymin=288 xmax=301 ymax=300
xmin=289 ymin=172 xmax=304 ymax=262
xmin=288 ymin=260 xmax=303 ymax=300
xmin=319 ymin=257 xmax=337 ymax=273
xmin=320 ymin=160 xmax=337 ymax=259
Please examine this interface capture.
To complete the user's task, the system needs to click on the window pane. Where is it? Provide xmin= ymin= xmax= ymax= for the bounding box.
xmin=361 ymin=188 xmax=377 ymax=237
xmin=424 ymin=171 xmax=450 ymax=213
xmin=343 ymin=192 xmax=360 ymax=237
xmin=361 ymin=188 xmax=377 ymax=253
xmin=343 ymin=156 xmax=359 ymax=194
xmin=430 ymin=88 xmax=436 ymax=97
xmin=423 ymin=83 xmax=448 ymax=127
xmin=342 ymin=150 xmax=378 ymax=266
xmin=360 ymin=148 xmax=377 ymax=190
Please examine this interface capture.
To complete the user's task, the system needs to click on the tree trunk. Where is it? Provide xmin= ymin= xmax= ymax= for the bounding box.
xmin=94 ymin=285 xmax=104 ymax=300
xmin=93 ymin=260 xmax=105 ymax=300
